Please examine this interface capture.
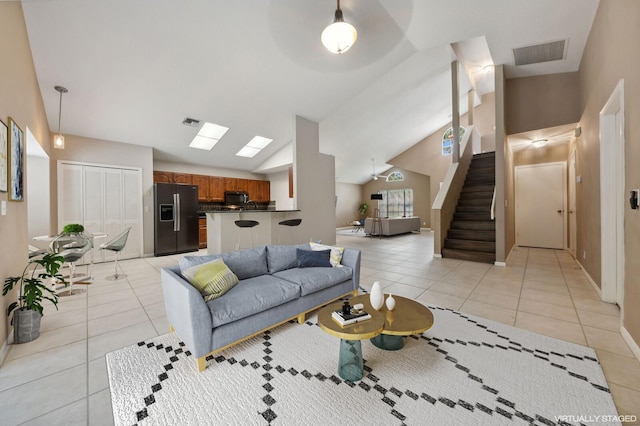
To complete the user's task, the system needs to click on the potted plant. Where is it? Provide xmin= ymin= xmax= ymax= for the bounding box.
xmin=2 ymin=253 xmax=66 ymax=343
xmin=358 ymin=203 xmax=368 ymax=218
xmin=62 ymin=223 xmax=85 ymax=235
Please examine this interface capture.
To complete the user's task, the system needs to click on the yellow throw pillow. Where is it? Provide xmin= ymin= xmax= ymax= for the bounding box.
xmin=182 ymin=258 xmax=239 ymax=301
xmin=310 ymin=242 xmax=344 ymax=267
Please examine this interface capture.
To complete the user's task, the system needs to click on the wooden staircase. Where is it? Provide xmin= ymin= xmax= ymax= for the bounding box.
xmin=442 ymin=152 xmax=496 ymax=264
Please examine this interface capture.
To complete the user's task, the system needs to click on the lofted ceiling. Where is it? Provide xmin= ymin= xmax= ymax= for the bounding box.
xmin=21 ymin=0 xmax=599 ymax=184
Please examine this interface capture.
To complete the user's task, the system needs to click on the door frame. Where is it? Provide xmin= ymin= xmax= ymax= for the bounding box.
xmin=599 ymin=79 xmax=625 ymax=306
xmin=568 ymin=149 xmax=577 ymax=256
xmin=515 ymin=161 xmax=567 ymax=249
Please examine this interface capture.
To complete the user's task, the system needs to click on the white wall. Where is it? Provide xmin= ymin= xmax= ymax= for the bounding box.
xmin=293 ymin=115 xmax=336 ymax=245
xmin=335 ymin=182 xmax=362 ymax=227
xmin=268 ymin=170 xmax=294 ymax=210
xmin=26 ymin=127 xmax=50 ymax=240
xmin=153 ymin=160 xmax=266 ymax=180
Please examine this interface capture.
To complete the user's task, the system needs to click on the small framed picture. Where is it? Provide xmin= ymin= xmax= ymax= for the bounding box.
xmin=0 ymin=119 xmax=7 ymax=192
xmin=8 ymin=117 xmax=24 ymax=201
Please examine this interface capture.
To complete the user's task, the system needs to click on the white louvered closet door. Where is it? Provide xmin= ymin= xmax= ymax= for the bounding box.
xmin=83 ymin=166 xmax=106 ymax=262
xmin=58 ymin=162 xmax=142 ymax=264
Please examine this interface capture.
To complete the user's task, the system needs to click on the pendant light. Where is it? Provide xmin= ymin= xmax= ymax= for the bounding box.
xmin=321 ymin=0 xmax=357 ymax=54
xmin=53 ymin=85 xmax=68 ymax=149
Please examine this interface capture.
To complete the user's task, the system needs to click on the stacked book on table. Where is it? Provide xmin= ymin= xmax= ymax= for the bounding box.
xmin=331 ymin=309 xmax=372 ymax=327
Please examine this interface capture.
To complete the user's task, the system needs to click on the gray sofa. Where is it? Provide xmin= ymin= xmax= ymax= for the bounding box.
xmin=161 ymin=243 xmax=361 ymax=371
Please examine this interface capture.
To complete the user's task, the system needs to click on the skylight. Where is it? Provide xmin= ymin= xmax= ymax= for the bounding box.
xmin=236 ymin=136 xmax=273 ymax=158
xmin=189 ymin=122 xmax=229 ymax=151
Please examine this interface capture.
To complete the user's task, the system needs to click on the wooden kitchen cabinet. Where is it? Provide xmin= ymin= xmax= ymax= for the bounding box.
xmin=198 ymin=217 xmax=207 ymax=249
xmin=173 ymin=173 xmax=192 ymax=184
xmin=192 ymin=175 xmax=210 ymax=201
xmin=209 ymin=176 xmax=225 ymax=201
xmin=153 ymin=171 xmax=173 ymax=183
xmin=235 ymin=178 xmax=249 ymax=192
xmin=248 ymin=179 xmax=270 ymax=202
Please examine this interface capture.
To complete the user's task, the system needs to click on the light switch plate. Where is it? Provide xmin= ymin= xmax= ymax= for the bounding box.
xmin=1 ymin=200 xmax=6 ymax=216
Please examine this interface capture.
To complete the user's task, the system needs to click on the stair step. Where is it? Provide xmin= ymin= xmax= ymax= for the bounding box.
xmin=468 ymin=164 xmax=495 ymax=173
xmin=454 ymin=212 xmax=493 ymax=221
xmin=464 ymin=178 xmax=496 ymax=186
xmin=458 ymin=198 xmax=493 ymax=206
xmin=456 ymin=205 xmax=491 ymax=213
xmin=466 ymin=173 xmax=495 ymax=182
xmin=462 ymin=185 xmax=495 ymax=193
xmin=472 ymin=152 xmax=496 ymax=160
xmin=444 ymin=238 xmax=495 ymax=253
xmin=459 ymin=191 xmax=494 ymax=200
xmin=442 ymin=248 xmax=496 ymax=264
xmin=447 ymin=229 xmax=495 ymax=242
xmin=450 ymin=221 xmax=496 ymax=231
xmin=467 ymin=171 xmax=495 ymax=180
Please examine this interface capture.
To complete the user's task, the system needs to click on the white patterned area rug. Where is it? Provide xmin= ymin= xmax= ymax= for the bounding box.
xmin=106 ymin=305 xmax=620 ymax=426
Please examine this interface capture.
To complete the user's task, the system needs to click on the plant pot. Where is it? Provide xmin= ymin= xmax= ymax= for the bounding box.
xmin=13 ymin=308 xmax=42 ymax=343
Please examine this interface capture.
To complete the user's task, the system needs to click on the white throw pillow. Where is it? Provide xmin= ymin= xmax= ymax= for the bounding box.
xmin=310 ymin=242 xmax=344 ymax=267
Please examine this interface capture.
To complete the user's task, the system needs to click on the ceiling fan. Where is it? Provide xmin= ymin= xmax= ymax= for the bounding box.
xmin=370 ymin=158 xmax=389 ymax=181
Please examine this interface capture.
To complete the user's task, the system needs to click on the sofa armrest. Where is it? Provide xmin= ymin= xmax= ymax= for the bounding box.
xmin=341 ymin=248 xmax=361 ymax=291
xmin=161 ymin=267 xmax=212 ymax=358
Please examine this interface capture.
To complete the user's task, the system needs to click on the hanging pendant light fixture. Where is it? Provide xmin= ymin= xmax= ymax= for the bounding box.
xmin=53 ymin=85 xmax=68 ymax=149
xmin=321 ymin=0 xmax=357 ymax=54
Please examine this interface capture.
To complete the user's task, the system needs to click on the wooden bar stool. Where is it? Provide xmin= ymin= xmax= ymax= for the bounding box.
xmin=235 ymin=220 xmax=259 ymax=249
xmin=277 ymin=218 xmax=302 ymax=244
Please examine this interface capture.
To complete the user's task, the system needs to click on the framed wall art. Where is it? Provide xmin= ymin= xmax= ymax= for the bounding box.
xmin=8 ymin=117 xmax=24 ymax=201
xmin=0 ymin=119 xmax=7 ymax=192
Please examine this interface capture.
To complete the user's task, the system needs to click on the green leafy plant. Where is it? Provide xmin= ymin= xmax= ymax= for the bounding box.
xmin=2 ymin=253 xmax=66 ymax=316
xmin=358 ymin=203 xmax=368 ymax=217
xmin=62 ymin=223 xmax=84 ymax=234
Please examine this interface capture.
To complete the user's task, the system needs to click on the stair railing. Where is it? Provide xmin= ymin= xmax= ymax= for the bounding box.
xmin=432 ymin=125 xmax=475 ymax=256
xmin=490 ymin=186 xmax=496 ymax=220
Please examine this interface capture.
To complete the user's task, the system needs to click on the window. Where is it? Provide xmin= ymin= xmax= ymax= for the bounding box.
xmin=385 ymin=171 xmax=404 ymax=182
xmin=376 ymin=189 xmax=413 ymax=218
xmin=442 ymin=126 xmax=466 ymax=155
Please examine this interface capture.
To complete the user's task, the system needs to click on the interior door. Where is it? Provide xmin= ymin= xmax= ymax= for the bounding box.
xmin=515 ymin=162 xmax=566 ymax=249
xmin=568 ymin=151 xmax=577 ymax=255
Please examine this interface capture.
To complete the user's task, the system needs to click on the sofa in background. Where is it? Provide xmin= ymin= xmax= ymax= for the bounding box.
xmin=161 ymin=243 xmax=361 ymax=371
xmin=364 ymin=216 xmax=421 ymax=236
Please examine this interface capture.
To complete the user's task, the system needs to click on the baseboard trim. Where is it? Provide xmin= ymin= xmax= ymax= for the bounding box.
xmin=494 ymin=261 xmax=506 ymax=267
xmin=621 ymin=326 xmax=640 ymax=363
xmin=433 ymin=253 xmax=442 ymax=259
xmin=0 ymin=329 xmax=12 ymax=367
xmin=575 ymin=259 xmax=602 ymax=299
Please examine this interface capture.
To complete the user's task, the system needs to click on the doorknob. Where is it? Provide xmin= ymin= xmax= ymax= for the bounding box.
xmin=568 ymin=210 xmax=574 ymax=214
xmin=557 ymin=210 xmax=563 ymax=213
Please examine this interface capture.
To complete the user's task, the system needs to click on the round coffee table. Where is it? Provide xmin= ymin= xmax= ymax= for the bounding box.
xmin=317 ymin=294 xmax=434 ymax=381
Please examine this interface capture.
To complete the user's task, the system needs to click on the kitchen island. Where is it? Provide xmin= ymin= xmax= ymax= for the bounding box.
xmin=205 ymin=210 xmax=302 ymax=254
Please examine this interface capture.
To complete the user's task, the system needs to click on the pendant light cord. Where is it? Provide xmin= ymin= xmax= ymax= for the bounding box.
xmin=57 ymin=89 xmax=63 ymax=135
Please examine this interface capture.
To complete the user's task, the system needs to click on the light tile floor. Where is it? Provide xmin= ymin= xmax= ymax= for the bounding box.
xmin=1 ymin=231 xmax=638 ymax=425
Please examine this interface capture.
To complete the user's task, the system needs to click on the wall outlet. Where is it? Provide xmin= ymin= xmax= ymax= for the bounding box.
xmin=423 ymin=221 xmax=426 ymax=226
xmin=582 ymin=251 xmax=586 ymax=259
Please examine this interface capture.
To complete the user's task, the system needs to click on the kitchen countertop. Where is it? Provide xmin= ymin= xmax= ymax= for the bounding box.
xmin=200 ymin=210 xmax=300 ymax=214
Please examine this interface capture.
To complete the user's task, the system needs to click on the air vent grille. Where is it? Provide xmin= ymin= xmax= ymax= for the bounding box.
xmin=513 ymin=40 xmax=566 ymax=66
xmin=182 ymin=117 xmax=200 ymax=127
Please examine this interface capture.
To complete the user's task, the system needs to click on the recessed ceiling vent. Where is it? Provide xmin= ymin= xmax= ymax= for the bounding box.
xmin=182 ymin=117 xmax=200 ymax=127
xmin=513 ymin=39 xmax=566 ymax=66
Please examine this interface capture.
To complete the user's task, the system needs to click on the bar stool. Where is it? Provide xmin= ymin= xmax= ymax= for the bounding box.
xmin=277 ymin=218 xmax=302 ymax=244
xmin=235 ymin=220 xmax=260 ymax=249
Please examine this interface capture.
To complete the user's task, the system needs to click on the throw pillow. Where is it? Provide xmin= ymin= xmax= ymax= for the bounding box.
xmin=296 ymin=248 xmax=332 ymax=268
xmin=182 ymin=258 xmax=239 ymax=302
xmin=310 ymin=242 xmax=344 ymax=267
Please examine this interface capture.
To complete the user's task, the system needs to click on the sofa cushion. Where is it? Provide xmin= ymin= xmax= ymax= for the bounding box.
xmin=310 ymin=242 xmax=344 ymax=267
xmin=266 ymin=243 xmax=311 ymax=274
xmin=182 ymin=258 xmax=239 ymax=302
xmin=296 ymin=248 xmax=331 ymax=268
xmin=206 ymin=275 xmax=301 ymax=327
xmin=273 ymin=266 xmax=353 ymax=296
xmin=179 ymin=246 xmax=268 ymax=280
xmin=220 ymin=246 xmax=268 ymax=280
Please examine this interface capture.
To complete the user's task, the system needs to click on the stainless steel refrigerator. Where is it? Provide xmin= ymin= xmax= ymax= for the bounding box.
xmin=154 ymin=183 xmax=199 ymax=256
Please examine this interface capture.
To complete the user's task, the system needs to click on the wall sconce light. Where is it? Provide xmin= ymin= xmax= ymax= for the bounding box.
xmin=53 ymin=85 xmax=68 ymax=149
